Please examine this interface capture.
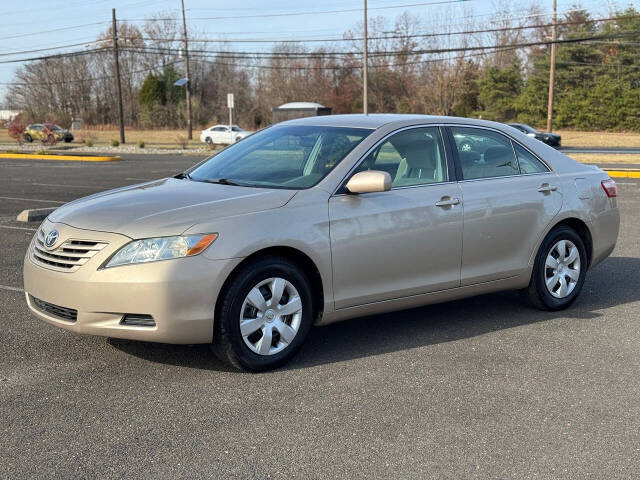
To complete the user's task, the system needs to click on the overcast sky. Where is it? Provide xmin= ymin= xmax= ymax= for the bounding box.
xmin=0 ymin=0 xmax=630 ymax=101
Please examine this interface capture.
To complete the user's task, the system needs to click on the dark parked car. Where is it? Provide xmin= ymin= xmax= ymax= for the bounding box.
xmin=507 ymin=123 xmax=561 ymax=147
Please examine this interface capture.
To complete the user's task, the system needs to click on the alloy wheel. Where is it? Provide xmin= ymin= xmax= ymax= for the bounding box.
xmin=239 ymin=277 xmax=303 ymax=356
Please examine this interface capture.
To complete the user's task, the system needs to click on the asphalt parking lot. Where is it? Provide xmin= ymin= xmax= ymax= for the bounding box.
xmin=1 ymin=154 xmax=639 ymax=478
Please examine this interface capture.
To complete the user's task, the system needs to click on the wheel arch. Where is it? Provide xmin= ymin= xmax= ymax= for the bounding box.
xmin=534 ymin=216 xmax=593 ymax=269
xmin=215 ymin=246 xmax=325 ymax=323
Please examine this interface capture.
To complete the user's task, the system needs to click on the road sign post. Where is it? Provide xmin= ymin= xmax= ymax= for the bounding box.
xmin=227 ymin=93 xmax=234 ymax=142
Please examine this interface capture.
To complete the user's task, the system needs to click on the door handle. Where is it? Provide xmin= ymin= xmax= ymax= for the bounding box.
xmin=537 ymin=183 xmax=557 ymax=193
xmin=435 ymin=196 xmax=460 ymax=207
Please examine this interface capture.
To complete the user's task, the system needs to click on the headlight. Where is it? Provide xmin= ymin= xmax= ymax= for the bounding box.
xmin=104 ymin=234 xmax=218 ymax=268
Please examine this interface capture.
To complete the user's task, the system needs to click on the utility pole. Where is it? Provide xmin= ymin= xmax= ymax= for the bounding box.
xmin=112 ymin=8 xmax=125 ymax=144
xmin=181 ymin=0 xmax=193 ymax=140
xmin=546 ymin=0 xmax=557 ymax=132
xmin=363 ymin=0 xmax=368 ymax=115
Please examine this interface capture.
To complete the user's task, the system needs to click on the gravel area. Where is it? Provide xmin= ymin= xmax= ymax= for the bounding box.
xmin=0 ymin=143 xmax=216 ymax=155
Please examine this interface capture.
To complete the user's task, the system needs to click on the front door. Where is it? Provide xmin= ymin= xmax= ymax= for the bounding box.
xmin=329 ymin=126 xmax=463 ymax=309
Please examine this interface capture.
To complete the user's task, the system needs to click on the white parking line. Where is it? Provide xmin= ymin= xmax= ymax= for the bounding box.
xmin=0 ymin=225 xmax=37 ymax=231
xmin=0 ymin=285 xmax=24 ymax=293
xmin=126 ymin=177 xmax=153 ymax=181
xmin=0 ymin=196 xmax=65 ymax=204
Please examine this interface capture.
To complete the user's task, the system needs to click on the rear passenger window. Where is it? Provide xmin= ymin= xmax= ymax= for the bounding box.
xmin=451 ymin=127 xmax=519 ymax=180
xmin=514 ymin=143 xmax=549 ymax=174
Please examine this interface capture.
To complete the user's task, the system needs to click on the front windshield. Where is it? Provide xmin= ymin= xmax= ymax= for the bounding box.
xmin=189 ymin=125 xmax=372 ymax=189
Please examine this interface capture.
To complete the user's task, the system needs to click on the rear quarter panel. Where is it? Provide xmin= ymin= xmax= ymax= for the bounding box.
xmin=530 ymin=166 xmax=619 ymax=269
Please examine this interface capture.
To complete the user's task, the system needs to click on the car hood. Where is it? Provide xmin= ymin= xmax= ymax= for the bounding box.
xmin=49 ymin=178 xmax=297 ymax=238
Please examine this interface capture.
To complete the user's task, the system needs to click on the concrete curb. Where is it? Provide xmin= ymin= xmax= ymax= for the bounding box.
xmin=17 ymin=207 xmax=57 ymax=223
xmin=0 ymin=153 xmax=120 ymax=162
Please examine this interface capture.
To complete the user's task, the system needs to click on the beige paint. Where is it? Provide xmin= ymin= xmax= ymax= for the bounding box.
xmin=23 ymin=115 xmax=620 ymax=343
xmin=345 ymin=170 xmax=391 ymax=194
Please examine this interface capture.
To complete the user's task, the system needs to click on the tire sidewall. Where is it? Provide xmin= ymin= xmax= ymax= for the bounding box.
xmin=220 ymin=259 xmax=314 ymax=371
xmin=534 ymin=227 xmax=588 ymax=310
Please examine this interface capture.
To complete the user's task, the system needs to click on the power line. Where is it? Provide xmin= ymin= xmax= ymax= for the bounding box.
xmin=2 ymin=61 xmax=179 ymax=86
xmin=0 ymin=47 xmax=113 ymax=65
xmin=121 ymin=0 xmax=472 ymax=22
xmin=2 ymin=12 xmax=633 ymax=61
xmin=0 ymin=40 xmax=105 ymax=58
xmin=120 ymin=14 xmax=640 ymax=45
xmin=117 ymin=28 xmax=640 ymax=60
xmin=0 ymin=21 xmax=110 ymax=41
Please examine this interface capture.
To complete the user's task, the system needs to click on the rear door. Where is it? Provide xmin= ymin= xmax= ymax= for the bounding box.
xmin=448 ymin=126 xmax=563 ymax=286
xmin=329 ymin=126 xmax=463 ymax=309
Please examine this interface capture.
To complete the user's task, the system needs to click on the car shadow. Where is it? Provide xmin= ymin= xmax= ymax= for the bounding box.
xmin=108 ymin=257 xmax=640 ymax=372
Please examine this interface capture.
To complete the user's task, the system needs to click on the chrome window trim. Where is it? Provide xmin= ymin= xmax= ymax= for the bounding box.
xmin=331 ymin=124 xmax=452 ymax=196
xmin=456 ymin=171 xmax=555 ymax=184
xmin=447 ymin=123 xmax=553 ymax=173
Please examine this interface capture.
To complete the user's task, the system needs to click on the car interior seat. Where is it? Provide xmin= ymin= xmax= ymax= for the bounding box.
xmin=394 ymin=138 xmax=439 ymax=186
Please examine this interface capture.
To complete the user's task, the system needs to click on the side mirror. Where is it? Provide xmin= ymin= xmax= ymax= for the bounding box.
xmin=345 ymin=170 xmax=392 ymax=194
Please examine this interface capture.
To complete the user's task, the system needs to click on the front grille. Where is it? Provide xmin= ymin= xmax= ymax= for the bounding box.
xmin=30 ymin=295 xmax=77 ymax=322
xmin=31 ymin=228 xmax=108 ymax=273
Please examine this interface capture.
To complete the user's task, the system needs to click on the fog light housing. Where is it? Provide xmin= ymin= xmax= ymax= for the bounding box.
xmin=121 ymin=314 xmax=155 ymax=327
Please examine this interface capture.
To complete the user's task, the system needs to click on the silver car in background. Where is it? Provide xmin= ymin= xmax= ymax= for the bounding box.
xmin=24 ymin=115 xmax=619 ymax=371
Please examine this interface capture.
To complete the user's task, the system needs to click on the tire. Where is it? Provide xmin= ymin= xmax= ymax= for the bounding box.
xmin=205 ymin=137 xmax=212 ymax=145
xmin=235 ymin=136 xmax=242 ymax=143
xmin=212 ymin=256 xmax=314 ymax=371
xmin=25 ymin=134 xmax=32 ymax=143
xmin=525 ymin=226 xmax=588 ymax=311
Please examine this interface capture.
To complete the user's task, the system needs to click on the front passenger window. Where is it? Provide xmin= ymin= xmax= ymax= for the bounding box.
xmin=451 ymin=127 xmax=519 ymax=180
xmin=352 ymin=127 xmax=448 ymax=188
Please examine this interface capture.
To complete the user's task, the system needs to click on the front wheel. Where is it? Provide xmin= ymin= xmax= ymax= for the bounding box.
xmin=212 ymin=256 xmax=314 ymax=371
xmin=25 ymin=134 xmax=32 ymax=142
xmin=525 ymin=226 xmax=588 ymax=311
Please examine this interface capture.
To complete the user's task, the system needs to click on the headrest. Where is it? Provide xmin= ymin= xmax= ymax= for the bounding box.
xmin=458 ymin=150 xmax=480 ymax=168
xmin=402 ymin=138 xmax=436 ymax=170
xmin=483 ymin=146 xmax=512 ymax=165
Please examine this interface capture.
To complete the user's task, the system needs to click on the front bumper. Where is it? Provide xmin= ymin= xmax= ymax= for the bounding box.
xmin=24 ymin=220 xmax=241 ymax=344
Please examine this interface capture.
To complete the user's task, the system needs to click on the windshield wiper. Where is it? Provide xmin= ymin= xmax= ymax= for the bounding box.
xmin=201 ymin=178 xmax=246 ymax=186
xmin=174 ymin=172 xmax=191 ymax=180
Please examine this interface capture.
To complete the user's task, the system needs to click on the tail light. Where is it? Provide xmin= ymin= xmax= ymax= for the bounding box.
xmin=601 ymin=178 xmax=617 ymax=198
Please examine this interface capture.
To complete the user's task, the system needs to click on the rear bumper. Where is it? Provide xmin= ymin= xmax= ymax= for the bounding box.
xmin=24 ymin=222 xmax=241 ymax=344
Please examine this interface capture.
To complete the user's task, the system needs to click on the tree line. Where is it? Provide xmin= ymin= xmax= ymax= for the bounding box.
xmin=4 ymin=5 xmax=640 ymax=131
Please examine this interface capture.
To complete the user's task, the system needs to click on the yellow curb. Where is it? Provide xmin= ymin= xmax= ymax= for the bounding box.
xmin=603 ymin=169 xmax=640 ymax=179
xmin=0 ymin=153 xmax=120 ymax=162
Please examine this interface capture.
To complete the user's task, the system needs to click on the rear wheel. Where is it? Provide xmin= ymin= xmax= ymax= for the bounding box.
xmin=212 ymin=256 xmax=314 ymax=371
xmin=25 ymin=134 xmax=32 ymax=142
xmin=526 ymin=226 xmax=588 ymax=310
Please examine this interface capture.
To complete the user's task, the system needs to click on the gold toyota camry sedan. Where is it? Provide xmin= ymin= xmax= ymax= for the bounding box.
xmin=24 ymin=115 xmax=620 ymax=371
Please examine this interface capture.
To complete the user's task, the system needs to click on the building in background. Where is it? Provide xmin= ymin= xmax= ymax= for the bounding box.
xmin=272 ymin=102 xmax=332 ymax=124
xmin=0 ymin=106 xmax=20 ymax=125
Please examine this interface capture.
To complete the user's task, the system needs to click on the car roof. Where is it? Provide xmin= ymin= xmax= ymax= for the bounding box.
xmin=279 ymin=113 xmax=513 ymax=131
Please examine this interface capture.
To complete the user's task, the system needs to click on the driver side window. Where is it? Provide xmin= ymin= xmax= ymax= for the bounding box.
xmin=352 ymin=127 xmax=448 ymax=188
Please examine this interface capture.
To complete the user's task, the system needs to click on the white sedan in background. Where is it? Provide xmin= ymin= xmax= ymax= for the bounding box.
xmin=200 ymin=125 xmax=250 ymax=145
